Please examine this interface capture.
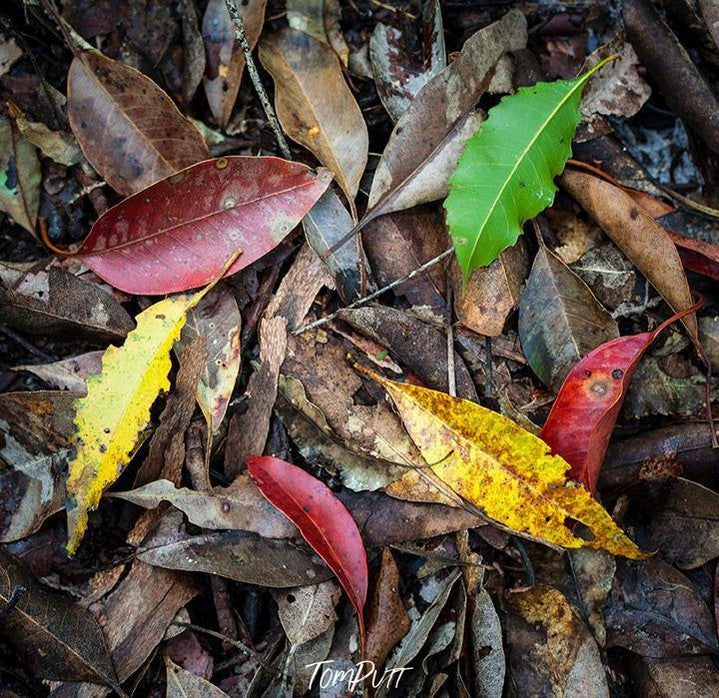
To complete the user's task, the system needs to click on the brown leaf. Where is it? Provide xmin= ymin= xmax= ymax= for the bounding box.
xmin=165 ymin=656 xmax=228 ymax=697
xmin=366 ymin=9 xmax=525 ymax=221
xmin=202 ymin=0 xmax=267 ymax=128
xmin=286 ymin=0 xmax=348 ymax=65
xmin=629 ymin=655 xmax=719 ymax=697
xmin=180 ymin=0 xmax=206 ymax=103
xmin=13 ymin=351 xmax=103 ymax=394
xmin=561 ymin=170 xmax=699 ymax=344
xmin=0 ymin=263 xmax=134 ymax=341
xmin=259 ymin=29 xmax=368 ymax=215
xmin=0 ymin=549 xmax=120 ymax=690
xmin=518 ymin=244 xmax=619 ymax=392
xmin=365 ymin=548 xmax=410 ymax=668
xmin=68 ymin=50 xmax=209 ymax=195
xmin=606 ymin=558 xmax=719 ymax=657
xmin=452 ymin=239 xmax=528 ymax=338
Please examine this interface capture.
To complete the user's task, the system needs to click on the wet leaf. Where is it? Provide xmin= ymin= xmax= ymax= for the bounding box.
xmin=359 ymin=366 xmax=646 ymax=557
xmin=540 ymin=303 xmax=699 ymax=494
xmin=369 ymin=0 xmax=445 ymax=121
xmin=166 ymin=656 xmax=229 ymax=697
xmin=0 ymin=114 xmax=40 ymax=235
xmin=76 ymin=156 xmax=333 ymax=295
xmin=445 ymin=62 xmax=609 ymax=279
xmin=202 ymin=0 xmax=267 ymax=128
xmin=518 ymin=244 xmax=619 ymax=392
xmin=0 ymin=262 xmax=133 ymax=341
xmin=68 ymin=49 xmax=209 ymax=195
xmin=367 ymin=10 xmax=525 ymax=221
xmin=259 ymin=28 xmax=368 ymax=216
xmin=248 ymin=456 xmax=368 ymax=649
xmin=0 ymin=549 xmax=120 ymax=690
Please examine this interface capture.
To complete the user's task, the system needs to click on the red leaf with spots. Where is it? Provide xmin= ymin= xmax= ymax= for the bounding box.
xmin=76 ymin=157 xmax=333 ymax=295
xmin=541 ymin=299 xmax=703 ymax=495
xmin=247 ymin=456 xmax=368 ymax=653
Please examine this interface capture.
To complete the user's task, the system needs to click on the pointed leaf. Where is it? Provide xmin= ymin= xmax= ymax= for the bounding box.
xmin=540 ymin=303 xmax=700 ymax=494
xmin=445 ymin=61 xmax=609 ymax=278
xmin=166 ymin=656 xmax=229 ymax=697
xmin=358 ymin=366 xmax=646 ymax=558
xmin=66 ymin=287 xmax=210 ymax=554
xmin=247 ymin=456 xmax=368 ymax=651
xmin=68 ymin=49 xmax=209 ymax=195
xmin=76 ymin=156 xmax=333 ymax=295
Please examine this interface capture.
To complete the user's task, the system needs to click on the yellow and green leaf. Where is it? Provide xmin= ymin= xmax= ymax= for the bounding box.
xmin=358 ymin=366 xmax=646 ymax=559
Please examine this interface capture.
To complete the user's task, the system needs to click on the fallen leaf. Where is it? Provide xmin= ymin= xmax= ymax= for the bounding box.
xmin=629 ymin=655 xmax=719 ymax=697
xmin=699 ymin=0 xmax=719 ymax=49
xmin=445 ymin=61 xmax=610 ymax=279
xmin=66 ymin=284 xmax=214 ymax=554
xmin=177 ymin=283 xmax=241 ymax=433
xmin=606 ymin=558 xmax=719 ymax=657
xmin=248 ymin=456 xmax=368 ymax=649
xmin=76 ymin=156 xmax=333 ymax=295
xmin=68 ymin=49 xmax=209 ymax=195
xmin=180 ymin=0 xmax=206 ymax=103
xmin=366 ymin=10 xmax=525 ymax=221
xmin=561 ymin=169 xmax=699 ymax=344
xmin=259 ymin=28 xmax=368 ymax=216
xmin=165 ymin=630 xmax=213 ymax=679
xmin=273 ymin=580 xmax=339 ymax=647
xmin=286 ymin=0 xmax=348 ymax=65
xmin=0 ymin=262 xmax=133 ymax=341
xmin=471 ymin=588 xmax=505 ymax=698
xmin=518 ymin=243 xmax=619 ymax=392
xmin=567 ymin=548 xmax=615 ymax=646
xmin=452 ymin=239 xmax=528 ymax=338
xmin=166 ymin=656 xmax=228 ymax=697
xmin=0 ymin=391 xmax=75 ymax=542
xmin=369 ymin=0 xmax=445 ymax=121
xmin=504 ymin=585 xmax=609 ymax=697
xmin=359 ymin=366 xmax=646 ymax=557
xmin=0 ymin=114 xmax=40 ymax=235
xmin=0 ymin=549 xmax=120 ymax=691
xmin=202 ymin=0 xmax=267 ymax=128
xmin=365 ymin=548 xmax=410 ymax=668
xmin=668 ymin=229 xmax=719 ymax=281
xmin=701 ymin=315 xmax=719 ymax=371
xmin=0 ymin=35 xmax=22 ymax=77
xmin=13 ymin=351 xmax=103 ymax=393
xmin=540 ymin=302 xmax=701 ymax=494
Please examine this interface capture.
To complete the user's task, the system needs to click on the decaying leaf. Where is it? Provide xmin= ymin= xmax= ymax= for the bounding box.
xmin=68 ymin=49 xmax=209 ymax=195
xmin=166 ymin=656 xmax=228 ymax=697
xmin=518 ymin=243 xmax=619 ymax=392
xmin=0 ymin=549 xmax=120 ymax=690
xmin=471 ymin=588 xmax=505 ymax=698
xmin=259 ymin=28 xmax=368 ymax=216
xmin=286 ymin=0 xmax=348 ymax=65
xmin=359 ymin=366 xmax=646 ymax=557
xmin=273 ymin=580 xmax=339 ymax=647
xmin=76 ymin=157 xmax=333 ymax=295
xmin=0 ymin=114 xmax=40 ymax=235
xmin=13 ymin=351 xmax=103 ymax=393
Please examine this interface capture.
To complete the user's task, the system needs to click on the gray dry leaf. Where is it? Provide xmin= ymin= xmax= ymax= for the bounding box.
xmin=286 ymin=0 xmax=348 ymax=65
xmin=471 ymin=588 xmax=505 ymax=698
xmin=0 ymin=549 xmax=120 ymax=690
xmin=0 ymin=114 xmax=40 ymax=235
xmin=366 ymin=9 xmax=526 ymax=221
xmin=567 ymin=548 xmax=615 ymax=646
xmin=180 ymin=0 xmax=206 ymax=103
xmin=273 ymin=580 xmax=339 ymax=647
xmin=649 ymin=478 xmax=719 ymax=569
xmin=700 ymin=315 xmax=719 ymax=372
xmin=504 ymin=584 xmax=609 ymax=697
xmin=452 ymin=239 xmax=528 ymax=338
xmin=68 ymin=49 xmax=208 ymax=196
xmin=202 ymin=0 xmax=267 ymax=128
xmin=13 ymin=351 xmax=103 ymax=394
xmin=178 ymin=283 xmax=241 ymax=433
xmin=0 ymin=35 xmax=22 ymax=76
xmin=518 ymin=244 xmax=619 ymax=392
xmin=0 ymin=391 xmax=77 ymax=542
xmin=259 ymin=28 xmax=368 ymax=216
xmin=165 ymin=656 xmax=229 ymax=697
xmin=369 ymin=0 xmax=446 ymax=121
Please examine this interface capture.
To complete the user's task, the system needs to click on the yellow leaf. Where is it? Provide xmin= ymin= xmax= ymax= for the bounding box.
xmin=66 ymin=291 xmax=203 ymax=554
xmin=358 ymin=366 xmax=647 ymax=559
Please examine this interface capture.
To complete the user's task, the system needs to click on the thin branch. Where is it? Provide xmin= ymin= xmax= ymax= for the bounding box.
xmin=292 ymin=247 xmax=454 ymax=335
xmin=224 ymin=0 xmax=291 ymax=159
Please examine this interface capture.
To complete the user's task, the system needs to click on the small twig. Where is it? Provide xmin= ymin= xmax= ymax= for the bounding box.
xmin=485 ymin=336 xmax=493 ymax=398
xmin=0 ymin=324 xmax=56 ymax=363
xmin=224 ymin=0 xmax=291 ymax=159
xmin=171 ymin=621 xmax=269 ymax=668
xmin=510 ymin=537 xmax=535 ymax=591
xmin=0 ymin=585 xmax=27 ymax=623
xmin=292 ymin=247 xmax=454 ymax=335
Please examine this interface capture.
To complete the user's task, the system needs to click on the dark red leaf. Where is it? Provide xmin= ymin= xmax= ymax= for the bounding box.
xmin=247 ymin=456 xmax=368 ymax=653
xmin=540 ymin=299 xmax=703 ymax=494
xmin=77 ymin=157 xmax=333 ymax=295
xmin=667 ymin=230 xmax=719 ymax=281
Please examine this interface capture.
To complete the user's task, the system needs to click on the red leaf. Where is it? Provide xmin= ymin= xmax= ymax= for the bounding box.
xmin=541 ymin=299 xmax=704 ymax=495
xmin=667 ymin=230 xmax=719 ymax=281
xmin=77 ymin=157 xmax=333 ymax=295
xmin=247 ymin=456 xmax=368 ymax=652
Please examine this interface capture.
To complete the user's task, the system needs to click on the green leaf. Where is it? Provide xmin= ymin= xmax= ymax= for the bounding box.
xmin=444 ymin=60 xmax=610 ymax=279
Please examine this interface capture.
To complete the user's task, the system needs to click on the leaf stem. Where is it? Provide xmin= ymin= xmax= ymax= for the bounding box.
xmin=223 ymin=0 xmax=291 ymax=160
